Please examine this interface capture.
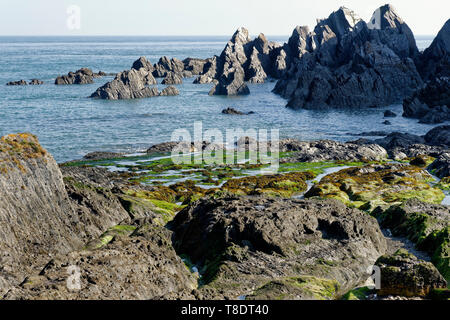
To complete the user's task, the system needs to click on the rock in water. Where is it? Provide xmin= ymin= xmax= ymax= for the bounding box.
xmin=170 ymin=196 xmax=387 ymax=299
xmin=90 ymin=69 xmax=159 ymax=100
xmin=161 ymin=72 xmax=183 ymax=85
xmin=428 ymin=152 xmax=450 ymax=179
xmin=55 ymin=68 xmax=102 ymax=85
xmin=419 ymin=19 xmax=450 ymax=81
xmin=273 ymin=5 xmax=422 ymax=110
xmin=153 ymin=56 xmax=185 ymax=78
xmin=159 ymin=86 xmax=179 ymax=96
xmin=6 ymin=80 xmax=27 ymax=86
xmin=209 ymin=66 xmax=250 ymax=96
xmin=29 ymin=79 xmax=44 ymax=85
xmin=384 ymin=110 xmax=397 ymax=117
xmin=375 ymin=249 xmax=447 ymax=297
xmin=403 ymin=77 xmax=450 ymax=124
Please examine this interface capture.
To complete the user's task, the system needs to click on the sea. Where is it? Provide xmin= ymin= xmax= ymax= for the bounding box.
xmin=0 ymin=35 xmax=438 ymax=162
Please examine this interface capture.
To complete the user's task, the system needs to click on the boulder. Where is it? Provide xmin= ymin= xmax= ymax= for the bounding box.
xmin=221 ymin=107 xmax=253 ymax=115
xmin=29 ymin=79 xmax=44 ymax=85
xmin=428 ymin=152 xmax=450 ymax=178
xmin=424 ymin=125 xmax=450 ymax=147
xmin=170 ymin=196 xmax=387 ymax=299
xmin=384 ymin=110 xmax=397 ymax=118
xmin=375 ymin=249 xmax=447 ymax=297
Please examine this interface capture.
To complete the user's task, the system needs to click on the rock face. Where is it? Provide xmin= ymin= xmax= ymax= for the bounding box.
xmin=0 ymin=134 xmax=83 ymax=295
xmin=55 ymin=68 xmax=103 ymax=85
xmin=280 ymin=139 xmax=388 ymax=162
xmin=153 ymin=56 xmax=185 ymax=78
xmin=273 ymin=5 xmax=422 ymax=109
xmin=160 ymin=86 xmax=179 ymax=96
xmin=170 ymin=196 xmax=387 ymax=299
xmin=403 ymin=77 xmax=450 ymax=124
xmin=161 ymin=72 xmax=183 ymax=85
xmin=419 ymin=19 xmax=450 ymax=81
xmin=375 ymin=249 xmax=447 ymax=297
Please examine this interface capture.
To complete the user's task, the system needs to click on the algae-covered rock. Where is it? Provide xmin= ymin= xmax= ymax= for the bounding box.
xmin=170 ymin=195 xmax=387 ymax=299
xmin=305 ymin=164 xmax=445 ymax=211
xmin=375 ymin=249 xmax=447 ymax=297
xmin=375 ymin=199 xmax=450 ymax=282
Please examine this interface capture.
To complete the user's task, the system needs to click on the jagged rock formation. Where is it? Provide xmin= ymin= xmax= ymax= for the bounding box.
xmin=429 ymin=152 xmax=450 ymax=178
xmin=419 ymin=19 xmax=450 ymax=81
xmin=170 ymin=196 xmax=387 ymax=299
xmin=90 ymin=57 xmax=183 ymax=100
xmin=161 ymin=72 xmax=183 ymax=85
xmin=273 ymin=5 xmax=422 ymax=109
xmin=55 ymin=68 xmax=104 ymax=85
xmin=153 ymin=56 xmax=185 ymax=78
xmin=403 ymin=77 xmax=450 ymax=124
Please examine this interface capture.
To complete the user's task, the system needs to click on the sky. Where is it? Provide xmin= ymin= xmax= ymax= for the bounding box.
xmin=0 ymin=0 xmax=448 ymax=36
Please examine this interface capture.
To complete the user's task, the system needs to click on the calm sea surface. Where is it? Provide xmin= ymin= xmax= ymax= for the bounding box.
xmin=0 ymin=36 xmax=439 ymax=162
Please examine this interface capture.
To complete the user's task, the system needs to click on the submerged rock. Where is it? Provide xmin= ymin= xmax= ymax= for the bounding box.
xmin=221 ymin=107 xmax=254 ymax=115
xmin=170 ymin=196 xmax=387 ymax=299
xmin=375 ymin=249 xmax=447 ymax=297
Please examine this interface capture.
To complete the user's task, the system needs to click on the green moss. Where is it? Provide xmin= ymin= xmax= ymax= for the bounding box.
xmin=340 ymin=287 xmax=373 ymax=300
xmin=84 ymin=224 xmax=137 ymax=250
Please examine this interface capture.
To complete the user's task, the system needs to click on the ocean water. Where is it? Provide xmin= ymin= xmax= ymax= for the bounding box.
xmin=0 ymin=36 xmax=439 ymax=162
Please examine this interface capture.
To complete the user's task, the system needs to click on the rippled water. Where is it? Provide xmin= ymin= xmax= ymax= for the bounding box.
xmin=0 ymin=36 xmax=440 ymax=162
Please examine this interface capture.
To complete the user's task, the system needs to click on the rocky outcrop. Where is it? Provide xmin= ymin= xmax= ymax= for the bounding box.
xmin=6 ymin=80 xmax=28 ymax=86
xmin=209 ymin=66 xmax=250 ymax=95
xmin=183 ymin=58 xmax=207 ymax=75
xmin=424 ymin=125 xmax=450 ymax=147
xmin=0 ymin=134 xmax=83 ymax=296
xmin=170 ymin=196 xmax=387 ymax=299
xmin=273 ymin=5 xmax=422 ymax=110
xmin=161 ymin=72 xmax=183 ymax=85
xmin=221 ymin=107 xmax=254 ymax=115
xmin=160 ymin=86 xmax=179 ymax=96
xmin=90 ymin=69 xmax=159 ymax=100
xmin=29 ymin=79 xmax=44 ymax=85
xmin=375 ymin=249 xmax=447 ymax=297
xmin=428 ymin=152 xmax=450 ymax=178
xmin=153 ymin=56 xmax=185 ymax=78
xmin=280 ymin=139 xmax=388 ymax=162
xmin=419 ymin=19 xmax=450 ymax=81
xmin=403 ymin=77 xmax=450 ymax=124
xmin=55 ymin=68 xmax=104 ymax=85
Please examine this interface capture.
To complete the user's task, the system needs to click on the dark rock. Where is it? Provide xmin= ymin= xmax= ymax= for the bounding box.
xmin=419 ymin=19 xmax=450 ymax=81
xmin=384 ymin=110 xmax=397 ymax=117
xmin=131 ymin=56 xmax=155 ymax=73
xmin=424 ymin=125 xmax=450 ymax=147
xmin=221 ymin=107 xmax=253 ymax=115
xmin=170 ymin=196 xmax=387 ymax=299
xmin=183 ymin=58 xmax=207 ymax=75
xmin=55 ymin=68 xmax=100 ymax=85
xmin=383 ymin=120 xmax=392 ymax=125
xmin=153 ymin=57 xmax=185 ymax=78
xmin=82 ymin=151 xmax=125 ymax=161
xmin=374 ymin=132 xmax=425 ymax=150
xmin=90 ymin=69 xmax=159 ymax=100
xmin=273 ymin=5 xmax=422 ymax=110
xmin=375 ymin=249 xmax=447 ymax=297
xmin=159 ymin=86 xmax=179 ymax=96
xmin=209 ymin=66 xmax=250 ymax=96
xmin=6 ymin=80 xmax=27 ymax=86
xmin=403 ymin=77 xmax=450 ymax=124
xmin=280 ymin=139 xmax=387 ymax=162
xmin=161 ymin=72 xmax=183 ymax=85
xmin=29 ymin=79 xmax=44 ymax=85
xmin=428 ymin=152 xmax=450 ymax=178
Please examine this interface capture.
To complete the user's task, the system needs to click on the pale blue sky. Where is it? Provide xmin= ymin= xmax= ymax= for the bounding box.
xmin=0 ymin=0 xmax=448 ymax=36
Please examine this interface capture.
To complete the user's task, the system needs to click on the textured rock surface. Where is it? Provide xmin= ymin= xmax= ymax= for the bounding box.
xmin=403 ymin=78 xmax=450 ymax=124
xmin=428 ymin=152 xmax=450 ymax=178
xmin=273 ymin=5 xmax=422 ymax=110
xmin=6 ymin=80 xmax=28 ymax=86
xmin=55 ymin=68 xmax=103 ymax=85
xmin=170 ymin=196 xmax=387 ymax=299
xmin=153 ymin=56 xmax=185 ymax=78
xmin=419 ymin=19 xmax=450 ymax=81
xmin=161 ymin=72 xmax=183 ymax=85
xmin=160 ymin=86 xmax=179 ymax=96
xmin=280 ymin=139 xmax=388 ymax=162
xmin=375 ymin=249 xmax=447 ymax=297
